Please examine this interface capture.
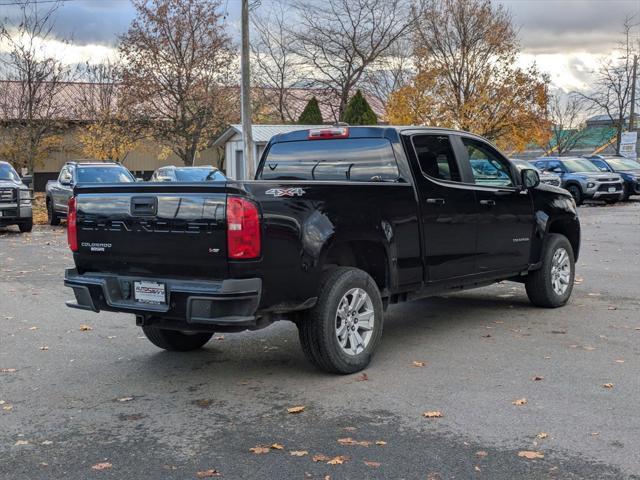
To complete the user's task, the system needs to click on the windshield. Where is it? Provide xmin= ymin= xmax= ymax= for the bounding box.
xmin=562 ymin=159 xmax=600 ymax=173
xmin=76 ymin=166 xmax=134 ymax=183
xmin=605 ymin=158 xmax=640 ymax=171
xmin=174 ymin=168 xmax=226 ymax=182
xmin=0 ymin=163 xmax=20 ymax=182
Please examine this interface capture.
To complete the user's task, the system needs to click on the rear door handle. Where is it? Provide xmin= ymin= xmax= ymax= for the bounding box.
xmin=479 ymin=199 xmax=496 ymax=206
xmin=426 ymin=198 xmax=445 ymax=205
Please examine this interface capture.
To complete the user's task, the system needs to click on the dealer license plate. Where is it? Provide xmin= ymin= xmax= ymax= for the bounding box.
xmin=134 ymin=281 xmax=166 ymax=304
xmin=608 ymin=187 xmax=617 ymax=193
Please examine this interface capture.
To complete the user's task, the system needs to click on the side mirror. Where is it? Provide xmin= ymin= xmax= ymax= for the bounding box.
xmin=21 ymin=175 xmax=32 ymax=187
xmin=521 ymin=168 xmax=540 ymax=189
xmin=60 ymin=178 xmax=72 ymax=186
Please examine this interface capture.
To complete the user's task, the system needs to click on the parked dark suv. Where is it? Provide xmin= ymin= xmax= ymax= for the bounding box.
xmin=0 ymin=161 xmax=32 ymax=233
xmin=532 ymin=157 xmax=624 ymax=205
xmin=584 ymin=155 xmax=640 ymax=201
xmin=45 ymin=161 xmax=135 ymax=225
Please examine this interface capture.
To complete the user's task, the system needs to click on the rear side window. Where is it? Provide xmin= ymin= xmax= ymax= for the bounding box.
xmin=259 ymin=138 xmax=400 ymax=182
xmin=411 ymin=135 xmax=461 ymax=182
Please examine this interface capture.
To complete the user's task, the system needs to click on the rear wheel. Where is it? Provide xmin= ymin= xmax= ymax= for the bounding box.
xmin=142 ymin=325 xmax=213 ymax=351
xmin=18 ymin=219 xmax=33 ymax=233
xmin=297 ymin=267 xmax=383 ymax=374
xmin=566 ymin=185 xmax=582 ymax=205
xmin=622 ymin=185 xmax=631 ymax=201
xmin=525 ymin=234 xmax=575 ymax=308
xmin=47 ymin=198 xmax=60 ymax=226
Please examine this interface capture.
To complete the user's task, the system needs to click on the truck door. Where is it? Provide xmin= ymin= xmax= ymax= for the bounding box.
xmin=408 ymin=134 xmax=478 ymax=282
xmin=455 ymin=136 xmax=534 ymax=273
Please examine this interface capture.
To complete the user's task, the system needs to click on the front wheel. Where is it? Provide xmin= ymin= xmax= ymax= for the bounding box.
xmin=525 ymin=234 xmax=575 ymax=308
xmin=142 ymin=325 xmax=213 ymax=351
xmin=297 ymin=267 xmax=384 ymax=374
xmin=566 ymin=185 xmax=583 ymax=206
xmin=18 ymin=219 xmax=33 ymax=233
xmin=47 ymin=199 xmax=60 ymax=226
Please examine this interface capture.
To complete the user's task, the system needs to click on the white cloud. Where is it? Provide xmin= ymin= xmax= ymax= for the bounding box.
xmin=518 ymin=52 xmax=610 ymax=93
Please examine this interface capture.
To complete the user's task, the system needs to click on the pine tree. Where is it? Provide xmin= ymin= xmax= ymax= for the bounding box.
xmin=298 ymin=97 xmax=323 ymax=124
xmin=343 ymin=90 xmax=377 ymax=125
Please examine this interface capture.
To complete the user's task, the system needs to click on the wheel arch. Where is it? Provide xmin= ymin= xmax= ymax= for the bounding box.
xmin=321 ymin=239 xmax=391 ymax=293
xmin=547 ymin=217 xmax=581 ymax=261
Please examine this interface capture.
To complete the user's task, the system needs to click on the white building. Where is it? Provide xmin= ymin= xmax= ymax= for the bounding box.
xmin=211 ymin=124 xmax=323 ymax=180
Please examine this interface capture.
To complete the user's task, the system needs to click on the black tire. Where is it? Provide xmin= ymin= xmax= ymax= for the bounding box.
xmin=141 ymin=325 xmax=213 ymax=351
xmin=622 ymin=185 xmax=631 ymax=201
xmin=18 ymin=219 xmax=33 ymax=233
xmin=297 ymin=267 xmax=384 ymax=374
xmin=47 ymin=198 xmax=60 ymax=226
xmin=566 ymin=184 xmax=582 ymax=206
xmin=525 ymin=233 xmax=575 ymax=308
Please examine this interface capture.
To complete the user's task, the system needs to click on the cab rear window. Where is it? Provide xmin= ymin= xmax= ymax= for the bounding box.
xmin=259 ymin=138 xmax=400 ymax=182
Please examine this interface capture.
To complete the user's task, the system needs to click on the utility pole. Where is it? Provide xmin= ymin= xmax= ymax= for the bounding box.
xmin=629 ymin=54 xmax=637 ymax=132
xmin=240 ymin=0 xmax=255 ymax=180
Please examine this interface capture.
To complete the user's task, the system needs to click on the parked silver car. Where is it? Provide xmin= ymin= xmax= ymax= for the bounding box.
xmin=511 ymin=159 xmax=562 ymax=187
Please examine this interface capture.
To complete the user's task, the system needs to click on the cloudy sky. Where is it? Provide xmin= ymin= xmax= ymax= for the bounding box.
xmin=0 ymin=0 xmax=638 ymax=92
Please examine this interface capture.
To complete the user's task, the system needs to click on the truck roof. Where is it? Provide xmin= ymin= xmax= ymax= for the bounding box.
xmin=269 ymin=125 xmax=487 ymax=144
xmin=65 ymin=160 xmax=122 ymax=167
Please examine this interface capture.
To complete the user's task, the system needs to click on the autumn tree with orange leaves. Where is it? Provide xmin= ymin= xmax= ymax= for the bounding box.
xmin=387 ymin=0 xmax=550 ymax=152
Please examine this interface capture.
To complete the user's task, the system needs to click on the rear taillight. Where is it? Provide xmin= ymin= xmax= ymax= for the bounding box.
xmin=226 ymin=196 xmax=261 ymax=259
xmin=67 ymin=196 xmax=78 ymax=252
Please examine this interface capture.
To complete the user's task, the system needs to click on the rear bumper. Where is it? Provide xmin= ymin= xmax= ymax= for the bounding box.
xmin=64 ymin=269 xmax=261 ymax=326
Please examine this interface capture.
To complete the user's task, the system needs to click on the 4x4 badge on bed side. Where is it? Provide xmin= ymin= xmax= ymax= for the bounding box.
xmin=265 ymin=187 xmax=305 ymax=197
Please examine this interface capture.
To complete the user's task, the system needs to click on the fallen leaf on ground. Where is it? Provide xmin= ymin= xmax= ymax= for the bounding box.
xmin=532 ymin=376 xmax=544 ymax=381
xmin=327 ymin=455 xmax=348 ymax=465
xmin=603 ymin=383 xmax=614 ymax=389
xmin=214 ymin=335 xmax=224 ymax=341
xmin=364 ymin=460 xmax=381 ymax=467
xmin=608 ymin=306 xmax=618 ymax=310
xmin=375 ymin=440 xmax=386 ymax=446
xmin=1 ymin=369 xmax=17 ymax=373
xmin=193 ymin=399 xmax=212 ymax=408
xmin=312 ymin=454 xmax=330 ymax=462
xmin=270 ymin=443 xmax=284 ymax=450
xmin=249 ymin=446 xmax=270 ymax=454
xmin=3 ymin=404 xmax=13 ymax=411
xmin=338 ymin=437 xmax=371 ymax=447
xmin=41 ymin=440 xmax=53 ymax=445
xmin=117 ymin=396 xmax=134 ymax=403
xmin=39 ymin=346 xmax=49 ymax=351
xmin=29 ymin=326 xmax=37 ymax=330
xmin=15 ymin=440 xmax=29 ymax=446
xmin=289 ymin=450 xmax=308 ymax=457
xmin=423 ymin=411 xmax=443 ymax=418
xmin=475 ymin=465 xmax=481 ymax=472
xmin=615 ymin=359 xmax=625 ymax=364
xmin=412 ymin=361 xmax=426 ymax=367
xmin=79 ymin=324 xmax=93 ymax=331
xmin=196 ymin=469 xmax=221 ymax=478
xmin=287 ymin=405 xmax=305 ymax=414
xmin=537 ymin=432 xmax=549 ymax=439
xmin=356 ymin=373 xmax=369 ymax=381
xmin=512 ymin=398 xmax=527 ymax=406
xmin=91 ymin=462 xmax=112 ymax=470
xmin=518 ymin=451 xmax=544 ymax=459
xmin=476 ymin=451 xmax=488 ymax=457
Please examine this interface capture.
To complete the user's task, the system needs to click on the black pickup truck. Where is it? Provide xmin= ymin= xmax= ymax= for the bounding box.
xmin=64 ymin=126 xmax=580 ymax=374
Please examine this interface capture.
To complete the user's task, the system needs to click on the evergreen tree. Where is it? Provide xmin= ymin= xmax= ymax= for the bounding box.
xmin=298 ymin=97 xmax=323 ymax=124
xmin=343 ymin=90 xmax=377 ymax=125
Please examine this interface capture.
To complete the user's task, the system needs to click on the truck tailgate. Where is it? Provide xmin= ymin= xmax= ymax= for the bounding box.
xmin=73 ymin=184 xmax=228 ymax=278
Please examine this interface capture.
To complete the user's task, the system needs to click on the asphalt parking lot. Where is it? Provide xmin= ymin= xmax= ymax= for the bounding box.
xmin=1 ymin=201 xmax=639 ymax=480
